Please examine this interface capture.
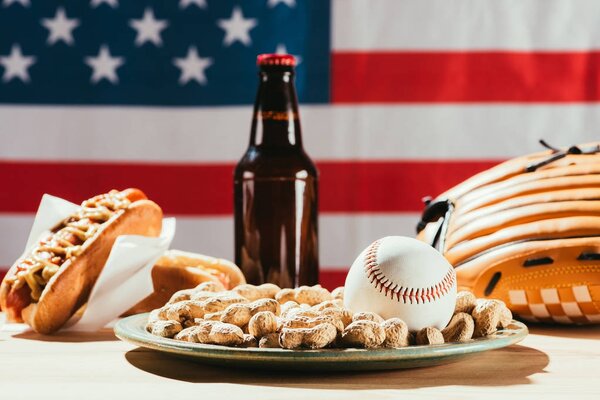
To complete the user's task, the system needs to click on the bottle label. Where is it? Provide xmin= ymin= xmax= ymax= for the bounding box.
xmin=256 ymin=111 xmax=298 ymax=121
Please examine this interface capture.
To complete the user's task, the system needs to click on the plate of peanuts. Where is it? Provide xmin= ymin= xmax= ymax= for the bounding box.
xmin=114 ymin=282 xmax=528 ymax=371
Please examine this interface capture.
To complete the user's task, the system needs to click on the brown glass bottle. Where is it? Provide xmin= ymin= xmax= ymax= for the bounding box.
xmin=234 ymin=54 xmax=319 ymax=288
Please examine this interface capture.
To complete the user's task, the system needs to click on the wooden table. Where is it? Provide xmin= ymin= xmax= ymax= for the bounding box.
xmin=1 ymin=315 xmax=599 ymax=400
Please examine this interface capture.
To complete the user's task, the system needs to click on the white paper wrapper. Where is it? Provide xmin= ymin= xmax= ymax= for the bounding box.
xmin=66 ymin=218 xmax=175 ymax=331
xmin=0 ymin=194 xmax=175 ymax=333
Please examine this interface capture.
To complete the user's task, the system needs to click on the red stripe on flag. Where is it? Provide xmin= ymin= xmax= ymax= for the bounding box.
xmin=0 ymin=160 xmax=497 ymax=214
xmin=319 ymin=269 xmax=348 ymax=291
xmin=332 ymin=51 xmax=600 ymax=103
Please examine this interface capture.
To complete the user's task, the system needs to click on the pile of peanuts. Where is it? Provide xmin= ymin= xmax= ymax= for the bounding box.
xmin=146 ymin=282 xmax=514 ymax=350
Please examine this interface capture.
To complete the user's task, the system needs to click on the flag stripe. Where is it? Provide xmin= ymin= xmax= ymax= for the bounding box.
xmin=2 ymin=105 xmax=598 ymax=162
xmin=333 ymin=0 xmax=600 ymax=51
xmin=0 ymin=160 xmax=496 ymax=214
xmin=319 ymin=270 xmax=347 ymax=290
xmin=0 ymin=213 xmax=419 ymax=271
xmin=332 ymin=51 xmax=600 ymax=103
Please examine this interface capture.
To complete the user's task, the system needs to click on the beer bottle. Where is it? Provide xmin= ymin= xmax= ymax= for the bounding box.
xmin=234 ymin=54 xmax=319 ymax=288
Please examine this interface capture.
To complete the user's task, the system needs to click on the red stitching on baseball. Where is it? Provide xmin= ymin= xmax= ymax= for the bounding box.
xmin=363 ymin=239 xmax=456 ymax=304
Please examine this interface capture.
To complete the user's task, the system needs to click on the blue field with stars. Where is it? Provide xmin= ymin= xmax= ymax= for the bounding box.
xmin=0 ymin=0 xmax=330 ymax=105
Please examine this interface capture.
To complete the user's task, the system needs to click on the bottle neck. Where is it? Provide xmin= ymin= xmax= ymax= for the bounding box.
xmin=249 ymin=69 xmax=303 ymax=149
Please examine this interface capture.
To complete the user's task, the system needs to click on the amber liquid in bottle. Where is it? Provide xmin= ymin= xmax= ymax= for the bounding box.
xmin=234 ymin=55 xmax=319 ymax=288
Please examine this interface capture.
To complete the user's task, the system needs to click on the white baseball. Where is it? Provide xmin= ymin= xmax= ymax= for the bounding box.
xmin=344 ymin=236 xmax=457 ymax=331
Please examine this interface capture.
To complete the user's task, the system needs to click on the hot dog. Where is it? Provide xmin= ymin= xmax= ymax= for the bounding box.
xmin=0 ymin=188 xmax=162 ymax=334
xmin=123 ymin=249 xmax=246 ymax=315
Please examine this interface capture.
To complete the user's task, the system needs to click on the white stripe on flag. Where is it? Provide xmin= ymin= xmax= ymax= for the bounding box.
xmin=0 ymin=213 xmax=419 ymax=270
xmin=1 ymin=105 xmax=597 ymax=162
xmin=333 ymin=0 xmax=600 ymax=50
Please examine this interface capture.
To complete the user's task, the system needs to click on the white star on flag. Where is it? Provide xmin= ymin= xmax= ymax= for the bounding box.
xmin=85 ymin=45 xmax=124 ymax=84
xmin=2 ymin=0 xmax=30 ymax=7
xmin=90 ymin=0 xmax=118 ymax=8
xmin=217 ymin=6 xmax=257 ymax=47
xmin=268 ymin=0 xmax=295 ymax=7
xmin=129 ymin=8 xmax=169 ymax=47
xmin=276 ymin=44 xmax=302 ymax=66
xmin=173 ymin=46 xmax=213 ymax=85
xmin=41 ymin=7 xmax=80 ymax=46
xmin=0 ymin=44 xmax=35 ymax=83
xmin=180 ymin=0 xmax=206 ymax=9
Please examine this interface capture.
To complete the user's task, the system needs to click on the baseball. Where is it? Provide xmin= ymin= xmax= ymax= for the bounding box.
xmin=344 ymin=236 xmax=457 ymax=331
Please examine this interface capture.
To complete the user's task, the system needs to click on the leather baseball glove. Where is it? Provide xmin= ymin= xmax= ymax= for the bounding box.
xmin=417 ymin=141 xmax=600 ymax=324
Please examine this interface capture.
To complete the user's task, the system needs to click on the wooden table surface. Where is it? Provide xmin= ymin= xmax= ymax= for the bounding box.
xmin=1 ymin=314 xmax=599 ymax=400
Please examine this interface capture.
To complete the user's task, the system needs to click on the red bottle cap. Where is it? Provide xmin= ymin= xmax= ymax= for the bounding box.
xmin=257 ymin=54 xmax=296 ymax=67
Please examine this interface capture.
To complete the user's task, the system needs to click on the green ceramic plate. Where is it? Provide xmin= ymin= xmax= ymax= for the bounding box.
xmin=115 ymin=313 xmax=528 ymax=371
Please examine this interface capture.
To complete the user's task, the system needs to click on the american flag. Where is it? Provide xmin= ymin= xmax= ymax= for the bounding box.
xmin=0 ymin=0 xmax=597 ymax=289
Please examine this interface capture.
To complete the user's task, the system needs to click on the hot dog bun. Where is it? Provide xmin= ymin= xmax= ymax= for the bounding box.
xmin=123 ymin=250 xmax=246 ymax=315
xmin=0 ymin=189 xmax=162 ymax=334
xmin=158 ymin=250 xmax=246 ymax=288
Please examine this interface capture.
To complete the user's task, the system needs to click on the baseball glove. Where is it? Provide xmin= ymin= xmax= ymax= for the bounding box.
xmin=417 ymin=140 xmax=600 ymax=324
